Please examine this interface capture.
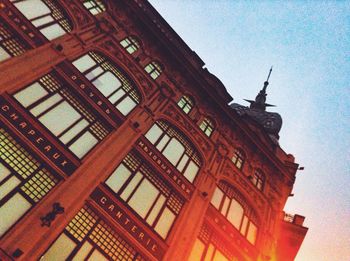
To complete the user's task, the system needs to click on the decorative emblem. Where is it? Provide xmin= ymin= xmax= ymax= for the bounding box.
xmin=40 ymin=202 xmax=64 ymax=227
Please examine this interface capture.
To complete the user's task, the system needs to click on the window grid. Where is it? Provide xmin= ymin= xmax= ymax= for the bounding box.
xmin=82 ymin=0 xmax=106 ymax=15
xmin=199 ymin=118 xmax=214 ymax=137
xmin=144 ymin=62 xmax=162 ymax=80
xmin=89 ymin=52 xmax=140 ymax=103
xmin=231 ymin=149 xmax=245 ymax=170
xmin=43 ymin=0 xmax=72 ymax=32
xmin=21 ymin=168 xmax=58 ymax=202
xmin=157 ymin=120 xmax=201 ymax=165
xmin=167 ymin=194 xmax=183 ymax=215
xmin=120 ymin=37 xmax=140 ymax=54
xmin=177 ymin=96 xmax=193 ymax=114
xmin=0 ymin=20 xmax=26 ymax=58
xmin=0 ymin=129 xmax=39 ymax=179
xmin=252 ymin=170 xmax=265 ymax=191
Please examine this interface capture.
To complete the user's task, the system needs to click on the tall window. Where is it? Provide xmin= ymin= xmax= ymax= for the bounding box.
xmin=105 ymin=153 xmax=184 ymax=239
xmin=210 ymin=181 xmax=259 ymax=245
xmin=145 ymin=120 xmax=201 ymax=183
xmin=251 ymin=170 xmax=265 ymax=191
xmin=41 ymin=206 xmax=146 ymax=260
xmin=120 ymin=36 xmax=140 ymax=54
xmin=177 ymin=95 xmax=194 ymax=114
xmin=0 ymin=128 xmax=59 ymax=237
xmin=188 ymin=224 xmax=239 ymax=261
xmin=0 ymin=20 xmax=27 ymax=62
xmin=13 ymin=73 xmax=110 ymax=159
xmin=231 ymin=148 xmax=245 ymax=170
xmin=199 ymin=117 xmax=214 ymax=137
xmin=73 ymin=52 xmax=141 ymax=116
xmin=12 ymin=0 xmax=72 ymax=40
xmin=82 ymin=0 xmax=106 ymax=15
xmin=144 ymin=61 xmax=162 ymax=80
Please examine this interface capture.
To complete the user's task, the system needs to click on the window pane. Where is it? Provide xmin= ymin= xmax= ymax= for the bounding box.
xmin=68 ymin=131 xmax=98 ymax=158
xmin=14 ymin=82 xmax=48 ymax=108
xmin=145 ymin=124 xmax=163 ymax=144
xmin=211 ymin=187 xmax=224 ymax=210
xmin=42 ymin=233 xmax=76 ymax=260
xmin=59 ymin=119 xmax=89 ymax=144
xmin=227 ymin=198 xmax=244 ymax=229
xmin=30 ymin=93 xmax=62 ymax=117
xmin=221 ymin=197 xmax=230 ymax=216
xmin=154 ymin=207 xmax=175 ymax=239
xmin=115 ymin=96 xmax=137 ymax=116
xmin=73 ymin=54 xmax=96 ymax=72
xmin=89 ymin=250 xmax=109 ymax=261
xmin=183 ymin=161 xmax=199 ymax=182
xmin=156 ymin=135 xmax=170 ymax=151
xmin=204 ymin=244 xmax=215 ymax=261
xmin=93 ymin=71 xmax=121 ymax=97
xmin=72 ymin=241 xmax=93 ymax=261
xmin=120 ymin=172 xmax=142 ymax=201
xmin=105 ymin=164 xmax=132 ymax=193
xmin=0 ymin=47 xmax=11 ymax=62
xmin=14 ymin=0 xmax=50 ymax=20
xmin=177 ymin=154 xmax=189 ymax=172
xmin=128 ymin=179 xmax=159 ymax=218
xmin=247 ymin=222 xmax=257 ymax=245
xmin=0 ymin=162 xmax=11 ymax=182
xmin=40 ymin=23 xmax=66 ymax=41
xmin=188 ymin=239 xmax=205 ymax=261
xmin=162 ymin=138 xmax=185 ymax=166
xmin=0 ymin=176 xmax=21 ymax=200
xmin=213 ymin=249 xmax=229 ymax=261
xmin=86 ymin=66 xmax=104 ymax=80
xmin=240 ymin=215 xmax=249 ymax=235
xmin=146 ymin=195 xmax=166 ymax=225
xmin=32 ymin=15 xmax=54 ymax=27
xmin=108 ymin=88 xmax=125 ymax=104
xmin=0 ymin=193 xmax=31 ymax=236
xmin=39 ymin=101 xmax=81 ymax=136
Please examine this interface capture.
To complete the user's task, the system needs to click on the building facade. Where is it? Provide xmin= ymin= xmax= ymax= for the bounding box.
xmin=0 ymin=0 xmax=307 ymax=260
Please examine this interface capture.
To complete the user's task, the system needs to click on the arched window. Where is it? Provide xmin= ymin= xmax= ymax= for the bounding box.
xmin=199 ymin=117 xmax=214 ymax=137
xmin=177 ymin=95 xmax=194 ymax=114
xmin=12 ymin=0 xmax=72 ymax=40
xmin=231 ymin=148 xmax=245 ymax=170
xmin=72 ymin=52 xmax=141 ymax=116
xmin=82 ymin=0 xmax=106 ymax=15
xmin=145 ymin=120 xmax=201 ymax=183
xmin=210 ymin=181 xmax=259 ymax=245
xmin=105 ymin=153 xmax=184 ymax=239
xmin=0 ymin=20 xmax=27 ymax=62
xmin=120 ymin=36 xmax=140 ymax=54
xmin=13 ymin=73 xmax=110 ymax=159
xmin=251 ymin=169 xmax=265 ymax=191
xmin=144 ymin=61 xmax=162 ymax=80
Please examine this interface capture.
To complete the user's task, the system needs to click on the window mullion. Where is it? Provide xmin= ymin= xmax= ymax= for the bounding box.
xmin=36 ymin=98 xmax=64 ymax=119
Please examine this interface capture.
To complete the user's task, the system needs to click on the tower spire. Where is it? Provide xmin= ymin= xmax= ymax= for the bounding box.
xmin=244 ymin=66 xmax=275 ymax=111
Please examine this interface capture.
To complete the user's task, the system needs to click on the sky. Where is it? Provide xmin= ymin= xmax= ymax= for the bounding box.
xmin=148 ymin=1 xmax=350 ymax=260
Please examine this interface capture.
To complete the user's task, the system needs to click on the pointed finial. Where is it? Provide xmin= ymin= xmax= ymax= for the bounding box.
xmin=266 ymin=66 xmax=273 ymax=82
xmin=263 ymin=66 xmax=273 ymax=92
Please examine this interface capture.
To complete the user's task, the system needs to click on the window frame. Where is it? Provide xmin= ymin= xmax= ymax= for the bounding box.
xmin=199 ymin=117 xmax=214 ymax=137
xmin=251 ymin=169 xmax=265 ymax=191
xmin=231 ymin=148 xmax=245 ymax=170
xmin=82 ymin=0 xmax=106 ymax=16
xmin=144 ymin=61 xmax=162 ymax=80
xmin=177 ymin=95 xmax=194 ymax=114
xmin=120 ymin=36 xmax=141 ymax=54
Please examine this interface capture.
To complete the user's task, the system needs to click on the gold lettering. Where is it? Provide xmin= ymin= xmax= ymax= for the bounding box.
xmin=1 ymin=105 xmax=9 ymax=111
xmin=36 ymin=137 xmax=43 ymax=144
xmin=10 ymin=113 xmax=19 ymax=120
xmin=80 ymin=84 xmax=85 ymax=89
xmin=71 ymin=75 xmax=77 ymax=80
xmin=108 ymin=204 xmax=114 ymax=211
xmin=28 ymin=129 xmax=36 ymax=135
xmin=44 ymin=145 xmax=52 ymax=152
xmin=97 ymin=101 xmax=102 ymax=106
xmin=53 ymin=153 xmax=60 ymax=160
xmin=105 ymin=109 xmax=110 ymax=114
xmin=115 ymin=211 xmax=123 ymax=219
xmin=89 ymin=92 xmax=94 ymax=97
xmin=100 ymin=197 xmax=107 ymax=204
xmin=152 ymin=244 xmax=158 ymax=252
xmin=138 ymin=233 xmax=144 ymax=240
xmin=61 ymin=160 xmax=68 ymax=167
xmin=124 ymin=218 xmax=130 ymax=225
xmin=19 ymin=122 xmax=27 ymax=128
xmin=131 ymin=225 xmax=137 ymax=233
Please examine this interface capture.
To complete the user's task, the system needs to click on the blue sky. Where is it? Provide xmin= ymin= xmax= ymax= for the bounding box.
xmin=148 ymin=1 xmax=350 ymax=260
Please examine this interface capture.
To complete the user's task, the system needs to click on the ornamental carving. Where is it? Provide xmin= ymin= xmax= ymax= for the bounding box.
xmin=163 ymin=104 xmax=212 ymax=157
xmin=66 ymin=0 xmax=93 ymax=28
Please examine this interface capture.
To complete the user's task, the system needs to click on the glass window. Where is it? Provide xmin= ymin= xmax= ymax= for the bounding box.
xmin=13 ymin=73 xmax=110 ymax=159
xmin=145 ymin=120 xmax=202 ymax=183
xmin=210 ymin=181 xmax=259 ymax=245
xmin=0 ymin=129 xmax=59 ymax=237
xmin=12 ymin=0 xmax=72 ymax=40
xmin=120 ymin=36 xmax=140 ymax=54
xmin=82 ymin=0 xmax=106 ymax=15
xmin=105 ymin=153 xmax=184 ymax=239
xmin=199 ymin=117 xmax=214 ymax=137
xmin=231 ymin=149 xmax=245 ymax=170
xmin=73 ymin=52 xmax=141 ymax=116
xmin=251 ymin=170 xmax=265 ymax=191
xmin=0 ymin=20 xmax=27 ymax=62
xmin=144 ymin=61 xmax=162 ymax=80
xmin=177 ymin=95 xmax=194 ymax=114
xmin=41 ymin=206 xmax=146 ymax=260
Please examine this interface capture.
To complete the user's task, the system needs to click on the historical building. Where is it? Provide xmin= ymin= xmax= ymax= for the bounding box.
xmin=0 ymin=0 xmax=307 ymax=260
